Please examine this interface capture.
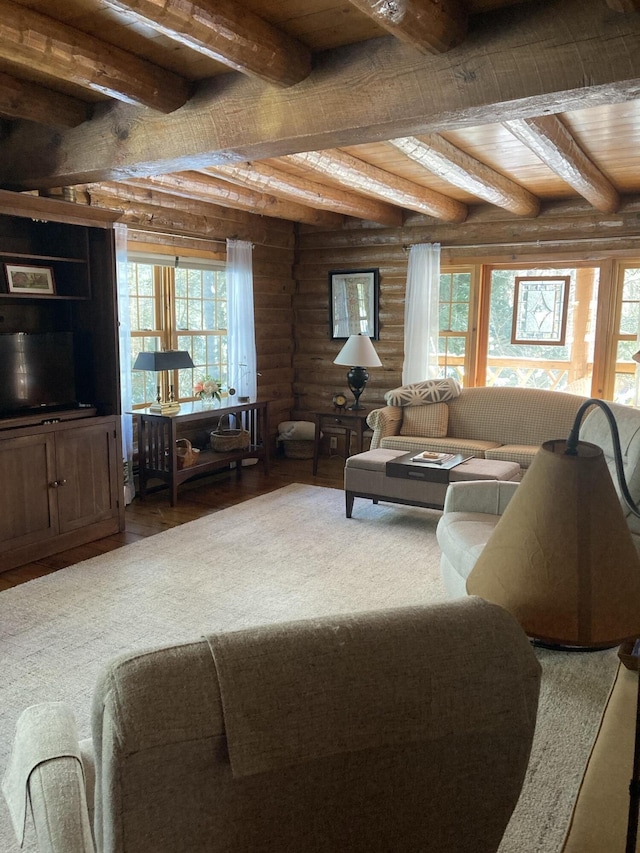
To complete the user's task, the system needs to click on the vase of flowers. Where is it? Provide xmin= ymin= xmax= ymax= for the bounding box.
xmin=194 ymin=376 xmax=223 ymax=408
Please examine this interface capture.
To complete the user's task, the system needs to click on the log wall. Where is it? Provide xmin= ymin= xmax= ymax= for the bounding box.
xmin=293 ymin=197 xmax=640 ymax=420
xmin=84 ymin=187 xmax=640 ymax=435
xmin=93 ymin=189 xmax=298 ymax=438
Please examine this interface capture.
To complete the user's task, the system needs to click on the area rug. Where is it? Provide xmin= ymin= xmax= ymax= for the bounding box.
xmin=0 ymin=483 xmax=618 ymax=853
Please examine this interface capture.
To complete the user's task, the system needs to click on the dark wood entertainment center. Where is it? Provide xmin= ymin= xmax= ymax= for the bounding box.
xmin=0 ymin=191 xmax=125 ymax=573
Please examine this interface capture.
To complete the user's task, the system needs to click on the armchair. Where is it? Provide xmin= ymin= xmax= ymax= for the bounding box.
xmin=437 ymin=399 xmax=640 ymax=599
xmin=3 ymin=599 xmax=540 ymax=853
xmin=437 ymin=480 xmax=520 ymax=597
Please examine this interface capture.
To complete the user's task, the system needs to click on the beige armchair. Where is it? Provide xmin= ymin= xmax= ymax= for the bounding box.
xmin=3 ymin=599 xmax=540 ymax=853
xmin=437 ymin=399 xmax=640 ymax=598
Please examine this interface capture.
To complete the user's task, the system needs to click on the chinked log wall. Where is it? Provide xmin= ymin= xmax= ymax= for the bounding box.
xmin=87 ymin=189 xmax=640 ymax=436
xmin=104 ymin=191 xmax=297 ymax=437
xmin=292 ymin=197 xmax=640 ymax=421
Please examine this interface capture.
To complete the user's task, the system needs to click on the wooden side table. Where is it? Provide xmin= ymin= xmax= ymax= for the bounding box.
xmin=313 ymin=409 xmax=370 ymax=475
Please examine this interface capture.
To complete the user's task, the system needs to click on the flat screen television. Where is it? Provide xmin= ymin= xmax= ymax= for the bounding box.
xmin=0 ymin=331 xmax=79 ymax=417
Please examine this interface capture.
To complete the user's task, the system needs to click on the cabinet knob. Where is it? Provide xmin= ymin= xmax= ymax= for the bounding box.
xmin=48 ymin=479 xmax=67 ymax=488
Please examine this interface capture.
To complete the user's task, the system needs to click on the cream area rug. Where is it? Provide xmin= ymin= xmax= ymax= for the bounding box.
xmin=0 ymin=483 xmax=618 ymax=853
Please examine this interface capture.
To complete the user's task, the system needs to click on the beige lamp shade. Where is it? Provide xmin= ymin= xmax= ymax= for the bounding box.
xmin=333 ymin=334 xmax=382 ymax=368
xmin=467 ymin=438 xmax=640 ymax=648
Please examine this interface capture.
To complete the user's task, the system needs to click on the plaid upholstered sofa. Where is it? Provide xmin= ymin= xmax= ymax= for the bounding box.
xmin=367 ymin=385 xmax=589 ymax=472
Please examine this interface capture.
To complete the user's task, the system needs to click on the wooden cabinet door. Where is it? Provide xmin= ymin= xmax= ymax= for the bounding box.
xmin=0 ymin=432 xmax=59 ymax=550
xmin=55 ymin=421 xmax=120 ymax=533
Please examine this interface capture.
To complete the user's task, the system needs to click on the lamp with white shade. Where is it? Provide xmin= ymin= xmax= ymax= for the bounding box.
xmin=333 ymin=334 xmax=382 ymax=410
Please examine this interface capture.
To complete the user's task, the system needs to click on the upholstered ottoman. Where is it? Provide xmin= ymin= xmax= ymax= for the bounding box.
xmin=344 ymin=449 xmax=520 ymax=517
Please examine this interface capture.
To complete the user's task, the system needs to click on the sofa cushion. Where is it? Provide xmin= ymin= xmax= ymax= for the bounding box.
xmin=380 ymin=436 xmax=500 ymax=457
xmin=446 ymin=387 xmax=585 ymax=446
xmin=400 ymin=403 xmax=449 ymax=438
xmin=385 ymin=378 xmax=461 ymax=407
xmin=485 ymin=445 xmax=540 ymax=469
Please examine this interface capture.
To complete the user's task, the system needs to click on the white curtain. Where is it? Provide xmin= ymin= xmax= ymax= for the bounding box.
xmin=226 ymin=239 xmax=257 ymax=400
xmin=635 ymin=325 xmax=640 ymax=407
xmin=402 ymin=243 xmax=441 ymax=384
xmin=115 ymin=222 xmax=135 ymax=505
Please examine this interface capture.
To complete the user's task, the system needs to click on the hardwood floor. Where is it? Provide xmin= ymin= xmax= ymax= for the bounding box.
xmin=0 ymin=454 xmax=345 ymax=591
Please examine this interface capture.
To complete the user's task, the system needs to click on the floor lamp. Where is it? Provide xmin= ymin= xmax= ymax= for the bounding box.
xmin=466 ymin=399 xmax=640 ymax=852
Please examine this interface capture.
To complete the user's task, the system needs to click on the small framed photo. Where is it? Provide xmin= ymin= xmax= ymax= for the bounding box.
xmin=5 ymin=264 xmax=56 ymax=295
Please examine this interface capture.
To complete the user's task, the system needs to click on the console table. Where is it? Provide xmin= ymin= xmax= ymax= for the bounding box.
xmin=132 ymin=400 xmax=270 ymax=506
xmin=312 ymin=409 xmax=370 ymax=475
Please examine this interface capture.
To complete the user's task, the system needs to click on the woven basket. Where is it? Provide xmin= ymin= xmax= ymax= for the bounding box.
xmin=283 ymin=439 xmax=314 ymax=459
xmin=618 ymin=638 xmax=640 ymax=671
xmin=210 ymin=413 xmax=251 ymax=452
xmin=175 ymin=438 xmax=200 ymax=469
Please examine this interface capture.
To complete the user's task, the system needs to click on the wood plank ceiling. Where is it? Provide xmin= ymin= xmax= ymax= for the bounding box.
xmin=0 ymin=0 xmax=639 ymax=229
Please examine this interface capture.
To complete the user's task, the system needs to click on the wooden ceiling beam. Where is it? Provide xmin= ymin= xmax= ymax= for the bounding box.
xmin=0 ymin=0 xmax=639 ymax=187
xmin=0 ymin=0 xmax=190 ymax=113
xmin=86 ymin=184 xmax=290 ymax=246
xmin=205 ymin=161 xmax=404 ymax=226
xmin=346 ymin=0 xmax=467 ymax=54
xmin=389 ymin=134 xmax=540 ymax=216
xmin=503 ymin=115 xmax=621 ymax=213
xmin=119 ymin=172 xmax=345 ymax=227
xmin=102 ymin=0 xmax=311 ymax=87
xmin=283 ymin=149 xmax=468 ymax=222
xmin=0 ymin=71 xmax=87 ymax=128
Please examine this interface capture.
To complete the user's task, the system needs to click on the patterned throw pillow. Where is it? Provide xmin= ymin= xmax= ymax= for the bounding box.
xmin=400 ymin=403 xmax=449 ymax=438
xmin=385 ymin=377 xmax=461 ymax=407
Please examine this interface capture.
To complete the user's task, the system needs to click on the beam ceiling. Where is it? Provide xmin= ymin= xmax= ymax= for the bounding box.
xmin=0 ymin=0 xmax=638 ymax=231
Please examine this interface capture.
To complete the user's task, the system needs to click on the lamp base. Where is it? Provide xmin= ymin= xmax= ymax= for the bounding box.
xmin=148 ymin=401 xmax=181 ymax=415
xmin=532 ymin=638 xmax=619 ymax=652
xmin=347 ymin=366 xmax=368 ymax=410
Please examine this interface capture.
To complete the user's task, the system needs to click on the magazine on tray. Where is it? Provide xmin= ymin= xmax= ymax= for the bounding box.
xmin=410 ymin=451 xmax=456 ymax=465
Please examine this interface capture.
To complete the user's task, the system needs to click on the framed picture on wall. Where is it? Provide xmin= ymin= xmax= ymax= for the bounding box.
xmin=511 ymin=276 xmax=570 ymax=345
xmin=5 ymin=264 xmax=56 ymax=295
xmin=329 ymin=268 xmax=379 ymax=340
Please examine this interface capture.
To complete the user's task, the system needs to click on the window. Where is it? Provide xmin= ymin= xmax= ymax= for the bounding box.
xmin=483 ymin=265 xmax=598 ymax=394
xmin=437 ymin=257 xmax=640 ymax=402
xmin=612 ymin=265 xmax=640 ymax=405
xmin=128 ymin=256 xmax=227 ymax=408
xmin=438 ymin=267 xmax=475 ymax=383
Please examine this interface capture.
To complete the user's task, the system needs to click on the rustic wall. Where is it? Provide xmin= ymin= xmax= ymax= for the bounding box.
xmin=293 ymin=224 xmax=406 ymax=418
xmin=293 ymin=198 xmax=640 ymax=420
xmin=100 ymin=189 xmax=298 ymax=438
xmin=86 ymin=188 xmax=640 ymax=436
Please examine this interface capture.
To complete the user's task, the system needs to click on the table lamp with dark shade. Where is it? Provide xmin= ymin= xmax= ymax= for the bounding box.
xmin=133 ymin=350 xmax=195 ymax=415
xmin=466 ymin=397 xmax=640 ymax=852
xmin=333 ymin=334 xmax=382 ymax=410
